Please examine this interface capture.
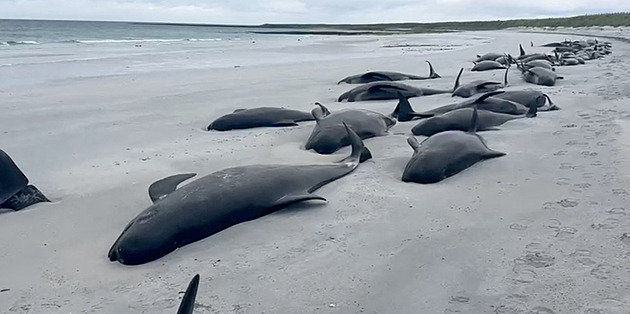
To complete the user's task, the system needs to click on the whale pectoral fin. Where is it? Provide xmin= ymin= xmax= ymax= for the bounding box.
xmin=177 ymin=274 xmax=200 ymax=314
xmin=407 ymin=136 xmax=421 ymax=152
xmin=273 ymin=194 xmax=327 ymax=208
xmin=148 ymin=173 xmax=197 ymax=203
xmin=269 ymin=120 xmax=299 ymax=127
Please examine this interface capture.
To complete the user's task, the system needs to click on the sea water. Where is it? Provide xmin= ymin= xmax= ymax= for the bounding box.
xmin=0 ymin=19 xmax=492 ymax=89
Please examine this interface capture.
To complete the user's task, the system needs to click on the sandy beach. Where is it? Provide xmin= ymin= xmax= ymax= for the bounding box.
xmin=1 ymin=29 xmax=629 ymax=313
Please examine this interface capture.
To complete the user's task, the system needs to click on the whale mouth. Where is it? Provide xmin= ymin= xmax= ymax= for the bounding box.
xmin=108 ymin=243 xmax=119 ymax=261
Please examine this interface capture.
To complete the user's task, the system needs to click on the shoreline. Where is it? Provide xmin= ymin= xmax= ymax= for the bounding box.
xmin=1 ymin=28 xmax=630 ymax=313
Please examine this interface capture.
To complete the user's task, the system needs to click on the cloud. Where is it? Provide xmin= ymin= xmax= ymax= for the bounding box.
xmin=1 ymin=0 xmax=628 ymax=24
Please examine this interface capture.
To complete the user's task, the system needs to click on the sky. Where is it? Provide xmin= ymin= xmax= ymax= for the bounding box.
xmin=1 ymin=0 xmax=629 ymax=25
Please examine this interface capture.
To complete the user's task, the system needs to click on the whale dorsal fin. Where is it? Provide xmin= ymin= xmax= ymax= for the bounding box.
xmin=233 ymin=109 xmax=246 ymax=113
xmin=519 ymin=44 xmax=526 ymax=57
xmin=148 ymin=173 xmax=197 ymax=203
xmin=452 ymin=68 xmax=464 ymax=93
xmin=469 ymin=105 xmax=480 ymax=133
xmin=177 ymin=274 xmax=200 ymax=314
xmin=407 ymin=136 xmax=421 ymax=152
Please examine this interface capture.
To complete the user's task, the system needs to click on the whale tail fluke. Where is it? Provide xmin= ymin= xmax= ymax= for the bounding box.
xmin=426 ymin=60 xmax=440 ymax=79
xmin=1 ymin=185 xmax=50 ymax=211
xmin=340 ymin=122 xmax=372 ymax=165
xmin=526 ymin=99 xmax=539 ymax=118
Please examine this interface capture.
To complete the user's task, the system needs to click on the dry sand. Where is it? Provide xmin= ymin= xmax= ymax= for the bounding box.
xmin=1 ymin=29 xmax=629 ymax=313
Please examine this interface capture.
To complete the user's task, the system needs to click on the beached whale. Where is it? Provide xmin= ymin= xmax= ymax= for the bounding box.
xmin=418 ymin=91 xmax=528 ymax=117
xmin=489 ymin=89 xmax=559 ymax=111
xmin=108 ymin=124 xmax=371 ymax=265
xmin=402 ymin=107 xmax=506 ymax=184
xmin=337 ymin=60 xmax=440 ymax=84
xmin=338 ymin=68 xmax=461 ymax=102
xmin=411 ymin=104 xmax=537 ymax=136
xmin=523 ymin=60 xmax=555 ymax=71
xmin=475 ymin=52 xmax=504 ymax=62
xmin=471 ymin=60 xmax=507 ymax=71
xmin=305 ymin=103 xmax=394 ymax=154
xmin=0 ymin=149 xmax=49 ymax=211
xmin=452 ymin=67 xmax=509 ymax=98
xmin=390 ymin=92 xmax=435 ymax=122
xmin=519 ymin=66 xmax=563 ymax=86
xmin=207 ymin=107 xmax=318 ymax=131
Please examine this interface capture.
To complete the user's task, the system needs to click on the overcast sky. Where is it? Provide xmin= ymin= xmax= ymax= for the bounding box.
xmin=1 ymin=0 xmax=628 ymax=25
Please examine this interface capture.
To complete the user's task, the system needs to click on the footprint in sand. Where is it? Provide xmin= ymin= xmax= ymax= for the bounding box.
xmin=570 ymin=249 xmax=597 ymax=266
xmin=591 ymin=264 xmax=614 ymax=280
xmin=612 ymin=188 xmax=628 ymax=195
xmin=515 ymin=252 xmax=556 ymax=268
xmin=556 ymin=178 xmax=571 ymax=186
xmin=572 ymin=183 xmax=591 ymax=192
xmin=573 ymin=183 xmax=591 ymax=189
xmin=560 ymin=163 xmax=585 ymax=171
xmin=566 ymin=140 xmax=589 ymax=146
xmin=551 ymin=198 xmax=579 ymax=208
xmin=512 ymin=264 xmax=537 ymax=283
xmin=607 ymin=207 xmax=626 ymax=216
xmin=509 ymin=222 xmax=529 ymax=231
xmin=591 ymin=218 xmax=620 ymax=230
xmin=555 ymin=226 xmax=578 ymax=239
xmin=527 ymin=306 xmax=556 ymax=314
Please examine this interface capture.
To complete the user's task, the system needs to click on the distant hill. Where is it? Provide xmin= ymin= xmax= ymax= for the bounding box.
xmin=256 ymin=12 xmax=630 ymax=34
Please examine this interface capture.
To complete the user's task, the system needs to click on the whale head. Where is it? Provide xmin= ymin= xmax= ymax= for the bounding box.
xmin=108 ymin=204 xmax=179 ymax=265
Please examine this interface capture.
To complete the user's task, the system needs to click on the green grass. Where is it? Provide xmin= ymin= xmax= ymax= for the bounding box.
xmin=257 ymin=12 xmax=630 ymax=34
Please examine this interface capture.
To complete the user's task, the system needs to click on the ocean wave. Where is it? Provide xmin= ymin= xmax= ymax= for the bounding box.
xmin=64 ymin=38 xmax=224 ymax=44
xmin=1 ymin=40 xmax=40 ymax=46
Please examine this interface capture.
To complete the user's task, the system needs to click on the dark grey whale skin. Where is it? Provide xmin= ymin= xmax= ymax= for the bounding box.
xmin=402 ymin=106 xmax=506 ymax=184
xmin=0 ymin=149 xmax=49 ymax=210
xmin=0 ymin=149 xmax=28 ymax=205
xmin=402 ymin=132 xmax=506 ymax=184
xmin=337 ymin=60 xmax=440 ymax=84
xmin=108 ymin=125 xmax=371 ymax=265
xmin=411 ymin=107 xmax=533 ymax=136
xmin=305 ymin=104 xmax=395 ymax=154
xmin=207 ymin=107 xmax=315 ymax=131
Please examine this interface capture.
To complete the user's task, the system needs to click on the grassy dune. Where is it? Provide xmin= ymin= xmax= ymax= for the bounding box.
xmin=257 ymin=12 xmax=630 ymax=34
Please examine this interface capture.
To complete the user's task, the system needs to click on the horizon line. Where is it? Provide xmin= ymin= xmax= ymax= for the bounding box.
xmin=1 ymin=12 xmax=628 ymax=28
